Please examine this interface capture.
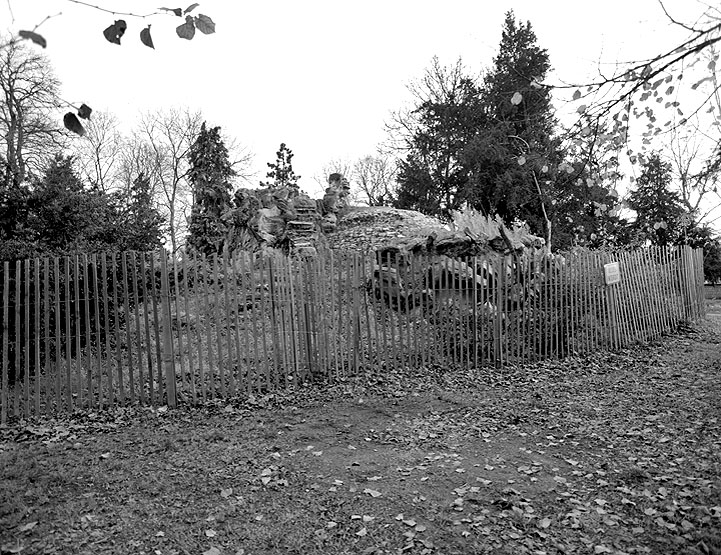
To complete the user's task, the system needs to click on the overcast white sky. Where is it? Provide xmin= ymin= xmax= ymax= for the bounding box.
xmin=2 ymin=0 xmax=716 ymax=204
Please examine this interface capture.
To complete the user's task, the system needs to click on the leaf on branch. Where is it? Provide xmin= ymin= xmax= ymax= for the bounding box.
xmin=577 ymin=104 xmax=587 ymax=114
xmin=160 ymin=7 xmax=183 ymax=16
xmin=709 ymin=60 xmax=717 ymax=71
xmin=692 ymin=77 xmax=712 ymax=90
xmin=665 ymin=86 xmax=674 ymax=95
xmin=176 ymin=16 xmax=196 ymax=40
xmin=511 ymin=92 xmax=523 ymax=106
xmin=572 ymin=89 xmax=581 ymax=100
xmin=103 ymin=20 xmax=127 ymax=45
xmin=18 ymin=30 xmax=47 ymax=48
xmin=140 ymin=26 xmax=155 ymax=48
xmin=185 ymin=3 xmax=200 ymax=14
xmin=194 ymin=14 xmax=216 ymax=34
xmin=77 ymin=104 xmax=92 ymax=119
xmin=64 ymin=113 xmax=85 ymax=136
xmin=517 ymin=156 xmax=526 ymax=166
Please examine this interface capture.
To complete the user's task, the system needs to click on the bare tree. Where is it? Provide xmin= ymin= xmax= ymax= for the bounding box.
xmin=131 ymin=108 xmax=253 ymax=253
xmin=72 ymin=110 xmax=123 ymax=192
xmin=562 ymin=4 xmax=721 ymax=166
xmin=313 ymin=158 xmax=354 ymax=196
xmin=0 ymin=39 xmax=65 ymax=185
xmin=352 ymin=153 xmax=398 ymax=206
xmin=136 ymin=107 xmax=203 ymax=254
xmin=116 ymin=131 xmax=160 ymax=197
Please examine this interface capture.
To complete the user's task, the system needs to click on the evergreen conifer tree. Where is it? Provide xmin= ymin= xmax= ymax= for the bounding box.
xmin=187 ymin=122 xmax=235 ymax=255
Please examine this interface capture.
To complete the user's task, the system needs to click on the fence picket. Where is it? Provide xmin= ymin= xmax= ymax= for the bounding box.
xmin=182 ymin=253 xmax=196 ymax=403
xmin=35 ymin=259 xmax=41 ymax=414
xmin=52 ymin=258 xmax=61 ymax=412
xmin=121 ymin=254 xmax=135 ymax=404
xmin=212 ymin=255 xmax=226 ymax=398
xmin=172 ymin=255 xmax=186 ymax=400
xmin=111 ymin=254 xmax=124 ymax=404
xmin=138 ymin=253 xmax=154 ymax=404
xmin=192 ymin=252 xmax=207 ymax=400
xmin=266 ymin=256 xmax=282 ymax=387
xmin=227 ymin=253 xmax=241 ymax=396
xmin=44 ymin=259 xmax=51 ymax=414
xmin=73 ymin=256 xmax=82 ymax=409
xmin=99 ymin=254 xmax=113 ymax=406
xmin=362 ymin=255 xmax=374 ymax=373
xmin=62 ymin=258 xmax=72 ymax=411
xmin=149 ymin=254 xmax=165 ymax=403
xmin=24 ymin=260 xmax=30 ymax=416
xmin=201 ymin=254 xmax=215 ymax=397
xmin=13 ymin=263 xmax=20 ymax=416
xmin=130 ymin=252 xmax=146 ymax=405
xmin=1 ymin=262 xmax=8 ymax=423
xmin=159 ymin=253 xmax=177 ymax=408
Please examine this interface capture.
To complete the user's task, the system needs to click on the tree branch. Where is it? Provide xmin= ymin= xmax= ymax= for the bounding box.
xmin=65 ymin=0 xmax=164 ymax=18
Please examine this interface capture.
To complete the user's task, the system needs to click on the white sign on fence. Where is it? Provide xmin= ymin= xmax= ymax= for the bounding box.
xmin=604 ymin=262 xmax=621 ymax=285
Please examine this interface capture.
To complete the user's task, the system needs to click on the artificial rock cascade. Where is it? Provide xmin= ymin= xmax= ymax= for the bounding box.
xmin=222 ymin=173 xmax=351 ymax=255
xmin=218 ymin=173 xmax=545 ymax=315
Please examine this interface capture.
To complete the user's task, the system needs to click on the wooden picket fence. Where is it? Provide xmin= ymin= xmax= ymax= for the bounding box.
xmin=0 ymin=245 xmax=706 ymax=421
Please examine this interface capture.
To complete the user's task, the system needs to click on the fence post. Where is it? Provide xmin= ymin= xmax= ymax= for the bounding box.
xmin=160 ymin=251 xmax=177 ymax=408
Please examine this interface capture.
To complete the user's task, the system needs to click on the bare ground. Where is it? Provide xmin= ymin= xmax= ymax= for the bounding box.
xmin=1 ymin=316 xmax=720 ymax=555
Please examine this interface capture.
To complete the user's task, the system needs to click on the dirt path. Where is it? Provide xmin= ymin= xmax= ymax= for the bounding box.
xmin=1 ymin=319 xmax=720 ymax=555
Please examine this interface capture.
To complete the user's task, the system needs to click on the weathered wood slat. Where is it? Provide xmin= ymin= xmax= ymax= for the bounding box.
xmin=24 ymin=260 xmax=31 ymax=416
xmin=73 ymin=256 xmax=83 ymax=409
xmin=35 ymin=258 xmax=42 ymax=414
xmin=182 ymin=253 xmax=197 ymax=403
xmin=192 ymin=252 xmax=207 ymax=401
xmin=1 ymin=262 xmax=9 ymax=423
xmin=111 ymin=254 xmax=124 ymax=404
xmin=121 ymin=253 xmax=135 ymax=404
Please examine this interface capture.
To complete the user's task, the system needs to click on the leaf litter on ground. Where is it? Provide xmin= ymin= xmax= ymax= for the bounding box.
xmin=0 ymin=320 xmax=720 ymax=554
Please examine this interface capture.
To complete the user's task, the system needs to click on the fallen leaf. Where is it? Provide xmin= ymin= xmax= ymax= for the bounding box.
xmin=538 ymin=517 xmax=551 ymax=529
xmin=220 ymin=488 xmax=233 ymax=498
xmin=363 ymin=488 xmax=382 ymax=498
xmin=203 ymin=548 xmax=221 ymax=555
xmin=205 ymin=529 xmax=216 ymax=538
xmin=18 ymin=522 xmax=37 ymax=532
xmin=356 ymin=527 xmax=367 ymax=537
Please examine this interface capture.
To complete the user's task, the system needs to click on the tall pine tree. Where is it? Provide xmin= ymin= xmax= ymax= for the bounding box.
xmin=627 ymin=153 xmax=685 ymax=246
xmin=261 ymin=142 xmax=301 ymax=192
xmin=464 ymin=11 xmax=563 ymax=248
xmin=187 ymin=123 xmax=235 ymax=255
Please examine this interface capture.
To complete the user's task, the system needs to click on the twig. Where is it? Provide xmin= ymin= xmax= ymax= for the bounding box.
xmin=65 ymin=0 xmax=164 ymax=18
xmin=31 ymin=12 xmax=62 ymax=32
xmin=658 ymin=0 xmax=703 ymax=33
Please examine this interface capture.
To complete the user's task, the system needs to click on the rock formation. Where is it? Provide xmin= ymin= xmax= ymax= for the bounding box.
xmin=222 ymin=173 xmax=352 ymax=255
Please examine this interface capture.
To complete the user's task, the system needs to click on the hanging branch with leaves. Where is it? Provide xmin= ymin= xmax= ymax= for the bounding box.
xmin=6 ymin=2 xmax=217 ymax=136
